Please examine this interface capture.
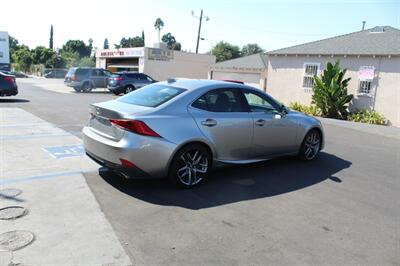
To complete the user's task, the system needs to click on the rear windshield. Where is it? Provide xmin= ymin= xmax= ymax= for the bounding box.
xmin=111 ymin=73 xmax=122 ymax=78
xmin=118 ymin=84 xmax=185 ymax=107
xmin=66 ymin=68 xmax=76 ymax=76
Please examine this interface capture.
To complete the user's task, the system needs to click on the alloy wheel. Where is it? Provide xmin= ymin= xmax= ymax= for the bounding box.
xmin=177 ymin=149 xmax=208 ymax=186
xmin=303 ymin=131 xmax=320 ymax=160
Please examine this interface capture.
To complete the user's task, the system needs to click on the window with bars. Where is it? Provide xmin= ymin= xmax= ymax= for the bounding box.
xmin=303 ymin=63 xmax=319 ymax=91
xmin=358 ymin=80 xmax=372 ymax=94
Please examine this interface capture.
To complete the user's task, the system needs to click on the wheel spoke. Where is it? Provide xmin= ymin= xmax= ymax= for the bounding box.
xmin=192 ymin=151 xmax=199 ymax=162
xmin=192 ymin=169 xmax=197 ymax=184
xmin=180 ymin=155 xmax=188 ymax=164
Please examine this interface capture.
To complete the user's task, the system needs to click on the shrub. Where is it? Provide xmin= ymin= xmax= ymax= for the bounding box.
xmin=349 ymin=109 xmax=386 ymax=125
xmin=289 ymin=102 xmax=320 ymax=116
xmin=312 ymin=60 xmax=353 ymax=119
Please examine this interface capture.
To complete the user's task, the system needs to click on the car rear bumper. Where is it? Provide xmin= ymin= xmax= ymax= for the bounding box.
xmin=83 ymin=126 xmax=177 ymax=178
xmin=0 ymin=86 xmax=18 ymax=96
xmin=64 ymin=81 xmax=82 ymax=88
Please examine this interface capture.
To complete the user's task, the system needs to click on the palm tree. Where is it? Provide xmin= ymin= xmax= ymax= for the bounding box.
xmin=154 ymin=18 xmax=164 ymax=43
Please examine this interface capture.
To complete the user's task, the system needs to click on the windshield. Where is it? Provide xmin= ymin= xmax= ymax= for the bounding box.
xmin=118 ymin=84 xmax=185 ymax=107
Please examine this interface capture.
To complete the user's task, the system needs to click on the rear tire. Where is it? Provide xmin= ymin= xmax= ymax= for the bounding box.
xmin=81 ymin=82 xmax=93 ymax=93
xmin=73 ymin=87 xmax=82 ymax=92
xmin=168 ymin=144 xmax=211 ymax=188
xmin=124 ymin=85 xmax=135 ymax=94
xmin=299 ymin=129 xmax=321 ymax=161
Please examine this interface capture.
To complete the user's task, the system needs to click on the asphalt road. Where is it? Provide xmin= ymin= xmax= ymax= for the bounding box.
xmin=2 ymin=79 xmax=399 ymax=265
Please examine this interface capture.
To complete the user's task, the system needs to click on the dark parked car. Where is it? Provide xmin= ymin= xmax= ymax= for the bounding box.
xmin=45 ymin=70 xmax=67 ymax=79
xmin=107 ymin=72 xmax=156 ymax=95
xmin=0 ymin=72 xmax=18 ymax=96
xmin=64 ymin=67 xmax=112 ymax=92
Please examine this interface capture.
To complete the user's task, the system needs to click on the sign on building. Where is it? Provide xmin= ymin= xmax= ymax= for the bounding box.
xmin=358 ymin=66 xmax=375 ymax=80
xmin=0 ymin=31 xmax=10 ymax=70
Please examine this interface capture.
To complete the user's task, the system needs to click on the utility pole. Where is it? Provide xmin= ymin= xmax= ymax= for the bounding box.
xmin=192 ymin=10 xmax=209 ymax=54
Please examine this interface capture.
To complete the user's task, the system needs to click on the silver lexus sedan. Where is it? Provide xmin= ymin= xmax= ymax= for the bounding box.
xmin=83 ymin=79 xmax=324 ymax=188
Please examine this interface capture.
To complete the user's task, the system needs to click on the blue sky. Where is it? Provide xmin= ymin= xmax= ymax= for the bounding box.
xmin=0 ymin=0 xmax=399 ymax=53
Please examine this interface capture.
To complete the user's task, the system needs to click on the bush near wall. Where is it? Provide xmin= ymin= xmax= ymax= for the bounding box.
xmin=348 ymin=109 xmax=387 ymax=125
xmin=289 ymin=102 xmax=320 ymax=116
xmin=289 ymin=103 xmax=387 ymax=125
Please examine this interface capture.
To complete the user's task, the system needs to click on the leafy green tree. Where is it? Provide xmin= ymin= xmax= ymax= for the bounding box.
xmin=119 ymin=36 xmax=144 ymax=48
xmin=60 ymin=51 xmax=80 ymax=68
xmin=32 ymin=46 xmax=55 ymax=65
xmin=9 ymin=35 xmax=20 ymax=63
xmin=46 ymin=54 xmax=66 ymax=68
xmin=78 ymin=57 xmax=95 ymax=67
xmin=103 ymin=38 xmax=109 ymax=49
xmin=241 ymin=43 xmax=263 ymax=56
xmin=154 ymin=18 xmax=164 ymax=42
xmin=172 ymin=42 xmax=181 ymax=51
xmin=312 ymin=60 xmax=353 ymax=119
xmin=162 ymin=33 xmax=181 ymax=51
xmin=49 ymin=25 xmax=54 ymax=49
xmin=211 ymin=41 xmax=241 ymax=62
xmin=14 ymin=47 xmax=33 ymax=72
xmin=62 ymin=40 xmax=91 ymax=58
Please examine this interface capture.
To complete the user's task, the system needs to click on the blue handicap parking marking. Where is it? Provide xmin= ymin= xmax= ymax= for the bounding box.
xmin=44 ymin=144 xmax=85 ymax=159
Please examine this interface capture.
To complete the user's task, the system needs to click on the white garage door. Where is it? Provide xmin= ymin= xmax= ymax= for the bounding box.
xmin=211 ymin=71 xmax=261 ymax=88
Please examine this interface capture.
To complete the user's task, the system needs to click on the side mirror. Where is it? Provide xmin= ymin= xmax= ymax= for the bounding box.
xmin=280 ymin=104 xmax=288 ymax=115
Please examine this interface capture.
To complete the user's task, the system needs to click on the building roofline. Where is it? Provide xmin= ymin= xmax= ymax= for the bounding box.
xmin=267 ymin=26 xmax=400 ymax=55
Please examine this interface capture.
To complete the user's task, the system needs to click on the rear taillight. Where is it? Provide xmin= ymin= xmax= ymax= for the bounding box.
xmin=70 ymin=74 xmax=76 ymax=81
xmin=4 ymin=76 xmax=14 ymax=84
xmin=120 ymin=159 xmax=135 ymax=168
xmin=109 ymin=119 xmax=160 ymax=137
xmin=115 ymin=77 xmax=124 ymax=81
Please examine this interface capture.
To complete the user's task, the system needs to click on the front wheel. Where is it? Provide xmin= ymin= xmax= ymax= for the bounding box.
xmin=169 ymin=144 xmax=211 ymax=188
xmin=299 ymin=129 xmax=321 ymax=161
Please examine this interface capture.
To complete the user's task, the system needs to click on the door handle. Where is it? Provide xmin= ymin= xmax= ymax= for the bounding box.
xmin=201 ymin=119 xmax=217 ymax=127
xmin=255 ymin=119 xmax=266 ymax=126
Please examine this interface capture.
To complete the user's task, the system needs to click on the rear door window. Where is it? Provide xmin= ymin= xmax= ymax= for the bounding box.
xmin=118 ymin=84 xmax=185 ymax=107
xmin=192 ymin=89 xmax=246 ymax=112
xmin=76 ymin=68 xmax=89 ymax=76
xmin=126 ymin=73 xmax=140 ymax=79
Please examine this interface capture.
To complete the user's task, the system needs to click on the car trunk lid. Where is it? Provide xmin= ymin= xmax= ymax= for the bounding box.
xmin=88 ymin=100 xmax=152 ymax=141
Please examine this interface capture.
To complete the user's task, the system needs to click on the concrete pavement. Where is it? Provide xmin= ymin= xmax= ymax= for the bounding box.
xmin=0 ymin=108 xmax=131 ymax=265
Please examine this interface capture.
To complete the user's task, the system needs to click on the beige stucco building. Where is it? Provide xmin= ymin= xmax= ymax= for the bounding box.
xmin=96 ymin=47 xmax=215 ymax=81
xmin=267 ymin=26 xmax=400 ymax=126
xmin=209 ymin=53 xmax=268 ymax=90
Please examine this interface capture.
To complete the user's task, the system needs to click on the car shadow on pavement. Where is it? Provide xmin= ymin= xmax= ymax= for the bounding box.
xmin=0 ymin=98 xmax=30 ymax=103
xmin=98 ymin=152 xmax=351 ymax=210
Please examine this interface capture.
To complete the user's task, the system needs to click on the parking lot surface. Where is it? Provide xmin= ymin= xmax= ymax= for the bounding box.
xmin=1 ymin=79 xmax=399 ymax=265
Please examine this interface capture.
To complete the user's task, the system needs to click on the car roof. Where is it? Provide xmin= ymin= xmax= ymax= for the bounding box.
xmin=157 ymin=78 xmax=251 ymax=91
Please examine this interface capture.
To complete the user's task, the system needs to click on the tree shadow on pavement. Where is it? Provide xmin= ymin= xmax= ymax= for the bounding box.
xmin=0 ymin=99 xmax=30 ymax=103
xmin=98 ymin=152 xmax=351 ymax=210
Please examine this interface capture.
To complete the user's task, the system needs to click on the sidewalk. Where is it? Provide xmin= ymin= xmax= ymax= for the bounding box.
xmin=0 ymin=108 xmax=132 ymax=265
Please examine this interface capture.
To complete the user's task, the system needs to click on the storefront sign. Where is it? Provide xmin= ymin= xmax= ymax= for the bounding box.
xmin=358 ymin=66 xmax=375 ymax=80
xmin=97 ymin=48 xmax=144 ymax=58
xmin=148 ymin=48 xmax=174 ymax=61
